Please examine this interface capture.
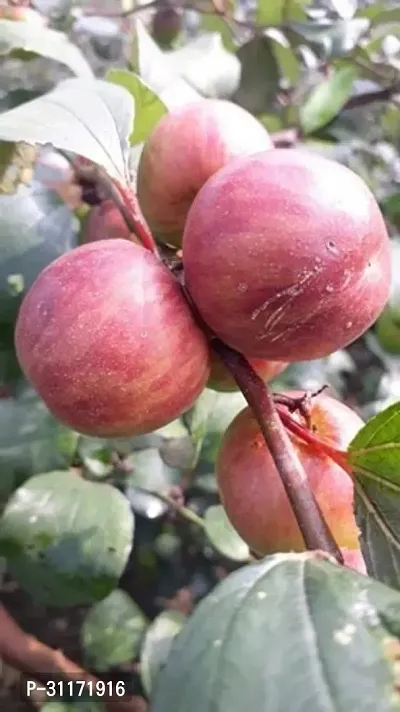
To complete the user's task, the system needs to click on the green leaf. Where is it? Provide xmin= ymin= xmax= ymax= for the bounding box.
xmin=164 ymin=33 xmax=241 ymax=99
xmin=233 ymin=36 xmax=280 ymax=115
xmin=265 ymin=28 xmax=300 ymax=85
xmin=131 ymin=19 xmax=200 ymax=110
xmin=81 ymin=590 xmax=148 ymax=671
xmin=0 ymin=78 xmax=135 ymax=183
xmin=200 ymin=13 xmax=235 ymax=52
xmin=289 ymin=18 xmax=370 ymax=58
xmin=0 ymin=179 xmax=78 ymax=324
xmin=106 ymin=69 xmax=167 ymax=146
xmin=124 ymin=447 xmax=181 ymax=519
xmin=257 ymin=0 xmax=307 ymax=25
xmin=140 ymin=610 xmax=186 ymax=696
xmin=199 ymin=390 xmax=246 ymax=464
xmin=0 ymin=387 xmax=78 ymax=502
xmin=300 ymin=66 xmax=358 ymax=134
xmin=349 ymin=402 xmax=400 ymax=588
xmin=0 ymin=471 xmax=134 ymax=606
xmin=204 ymin=505 xmax=250 ymax=562
xmin=0 ymin=19 xmax=93 ymax=77
xmin=151 ymin=552 xmax=400 ymax=712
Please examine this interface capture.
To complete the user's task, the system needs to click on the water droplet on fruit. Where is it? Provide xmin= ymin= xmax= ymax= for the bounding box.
xmin=346 ymin=321 xmax=353 ymax=329
xmin=326 ymin=284 xmax=334 ymax=293
xmin=238 ymin=283 xmax=248 ymax=293
xmin=140 ymin=331 xmax=148 ymax=338
xmin=327 ymin=240 xmax=338 ymax=255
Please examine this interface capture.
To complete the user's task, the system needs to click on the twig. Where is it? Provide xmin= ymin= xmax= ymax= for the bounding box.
xmin=211 ymin=340 xmax=343 ymax=561
xmin=0 ymin=605 xmax=147 ymax=712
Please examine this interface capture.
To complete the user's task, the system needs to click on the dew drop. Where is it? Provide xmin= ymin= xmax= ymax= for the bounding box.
xmin=326 ymin=284 xmax=334 ymax=293
xmin=346 ymin=321 xmax=353 ymax=329
xmin=238 ymin=283 xmax=248 ymax=293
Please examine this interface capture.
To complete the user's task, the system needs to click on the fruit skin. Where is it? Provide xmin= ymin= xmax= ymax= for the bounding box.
xmin=15 ymin=240 xmax=210 ymax=437
xmin=207 ymin=352 xmax=287 ymax=392
xmin=82 ymin=200 xmax=138 ymax=244
xmin=183 ymin=149 xmax=391 ymax=362
xmin=217 ymin=391 xmax=363 ymax=555
xmin=341 ymin=548 xmax=367 ymax=575
xmin=137 ymin=99 xmax=272 ymax=248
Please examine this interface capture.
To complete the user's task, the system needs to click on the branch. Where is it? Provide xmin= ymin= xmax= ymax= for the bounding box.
xmin=343 ymin=83 xmax=400 ymax=110
xmin=211 ymin=339 xmax=343 ymax=562
xmin=0 ymin=605 xmax=147 ymax=712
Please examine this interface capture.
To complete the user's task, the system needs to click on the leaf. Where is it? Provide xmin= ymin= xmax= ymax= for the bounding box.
xmin=151 ymin=552 xmax=400 ymax=712
xmin=199 ymin=390 xmax=246 ymax=464
xmin=0 ymin=19 xmax=93 ymax=77
xmin=200 ymin=12 xmax=235 ymax=52
xmin=124 ymin=448 xmax=181 ymax=519
xmin=233 ymin=36 xmax=280 ymax=115
xmin=265 ymin=28 xmax=300 ymax=85
xmin=0 ymin=471 xmax=134 ymax=606
xmin=257 ymin=0 xmax=307 ymax=25
xmin=0 ymin=387 xmax=78 ymax=502
xmin=0 ymin=141 xmax=37 ymax=195
xmin=106 ymin=69 xmax=167 ymax=146
xmin=0 ymin=78 xmax=135 ymax=183
xmin=131 ymin=19 xmax=200 ymax=110
xmin=300 ymin=66 xmax=358 ymax=134
xmin=289 ymin=18 xmax=370 ymax=58
xmin=81 ymin=590 xmax=148 ymax=671
xmin=140 ymin=610 xmax=186 ymax=696
xmin=0 ymin=179 xmax=78 ymax=323
xmin=348 ymin=402 xmax=400 ymax=589
xmin=330 ymin=0 xmax=357 ymax=20
xmin=204 ymin=505 xmax=250 ymax=562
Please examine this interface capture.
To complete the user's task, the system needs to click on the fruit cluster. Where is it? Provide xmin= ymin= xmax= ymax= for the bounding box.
xmin=15 ymin=98 xmax=391 ymax=571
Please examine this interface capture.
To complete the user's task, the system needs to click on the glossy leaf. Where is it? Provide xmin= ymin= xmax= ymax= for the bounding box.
xmin=140 ymin=610 xmax=186 ymax=696
xmin=0 ymin=387 xmax=78 ymax=502
xmin=233 ymin=36 xmax=280 ymax=115
xmin=151 ymin=552 xmax=400 ymax=712
xmin=0 ymin=19 xmax=93 ymax=77
xmin=106 ymin=69 xmax=167 ymax=146
xmin=0 ymin=471 xmax=134 ymax=605
xmin=124 ymin=448 xmax=181 ymax=519
xmin=204 ymin=505 xmax=250 ymax=562
xmin=82 ymin=590 xmax=148 ymax=671
xmin=348 ymin=402 xmax=400 ymax=588
xmin=0 ymin=78 xmax=134 ymax=183
xmin=300 ymin=66 xmax=358 ymax=134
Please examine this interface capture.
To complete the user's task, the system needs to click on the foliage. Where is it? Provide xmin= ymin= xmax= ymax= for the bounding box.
xmin=0 ymin=0 xmax=400 ymax=710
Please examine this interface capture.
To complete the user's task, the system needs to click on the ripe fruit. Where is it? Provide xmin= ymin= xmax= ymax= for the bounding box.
xmin=151 ymin=5 xmax=182 ymax=47
xmin=137 ymin=99 xmax=272 ymax=248
xmin=217 ymin=391 xmax=363 ymax=554
xmin=183 ymin=149 xmax=391 ymax=361
xmin=208 ymin=352 xmax=287 ymax=392
xmin=82 ymin=200 xmax=138 ymax=244
xmin=341 ymin=548 xmax=367 ymax=575
xmin=15 ymin=240 xmax=210 ymax=437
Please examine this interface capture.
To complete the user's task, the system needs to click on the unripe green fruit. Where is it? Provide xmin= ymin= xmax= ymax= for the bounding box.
xmin=183 ymin=149 xmax=391 ymax=362
xmin=207 ymin=352 xmax=287 ymax=392
xmin=151 ymin=6 xmax=182 ymax=47
xmin=137 ymin=99 xmax=273 ymax=248
xmin=15 ymin=240 xmax=210 ymax=437
xmin=217 ymin=391 xmax=363 ymax=555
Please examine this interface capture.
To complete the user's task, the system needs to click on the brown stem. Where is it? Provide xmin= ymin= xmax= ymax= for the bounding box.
xmin=211 ymin=339 xmax=343 ymax=561
xmin=115 ymin=181 xmax=160 ymax=257
xmin=0 ymin=605 xmax=147 ymax=712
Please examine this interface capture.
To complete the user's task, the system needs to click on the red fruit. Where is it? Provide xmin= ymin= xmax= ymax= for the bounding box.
xmin=137 ymin=99 xmax=272 ymax=247
xmin=217 ymin=391 xmax=363 ymax=554
xmin=183 ymin=149 xmax=390 ymax=361
xmin=82 ymin=201 xmax=138 ymax=244
xmin=208 ymin=352 xmax=287 ymax=392
xmin=341 ymin=548 xmax=367 ymax=575
xmin=15 ymin=240 xmax=210 ymax=437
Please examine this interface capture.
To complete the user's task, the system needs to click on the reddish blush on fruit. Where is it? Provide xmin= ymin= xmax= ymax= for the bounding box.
xmin=207 ymin=351 xmax=287 ymax=392
xmin=341 ymin=548 xmax=367 ymax=575
xmin=82 ymin=200 xmax=138 ymax=244
xmin=15 ymin=240 xmax=210 ymax=437
xmin=137 ymin=99 xmax=272 ymax=247
xmin=183 ymin=149 xmax=391 ymax=361
xmin=217 ymin=391 xmax=363 ymax=555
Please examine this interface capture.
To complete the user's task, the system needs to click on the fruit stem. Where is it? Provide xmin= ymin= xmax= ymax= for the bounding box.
xmin=211 ymin=339 xmax=344 ymax=563
xmin=275 ymin=406 xmax=352 ymax=473
xmin=115 ymin=181 xmax=160 ymax=257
